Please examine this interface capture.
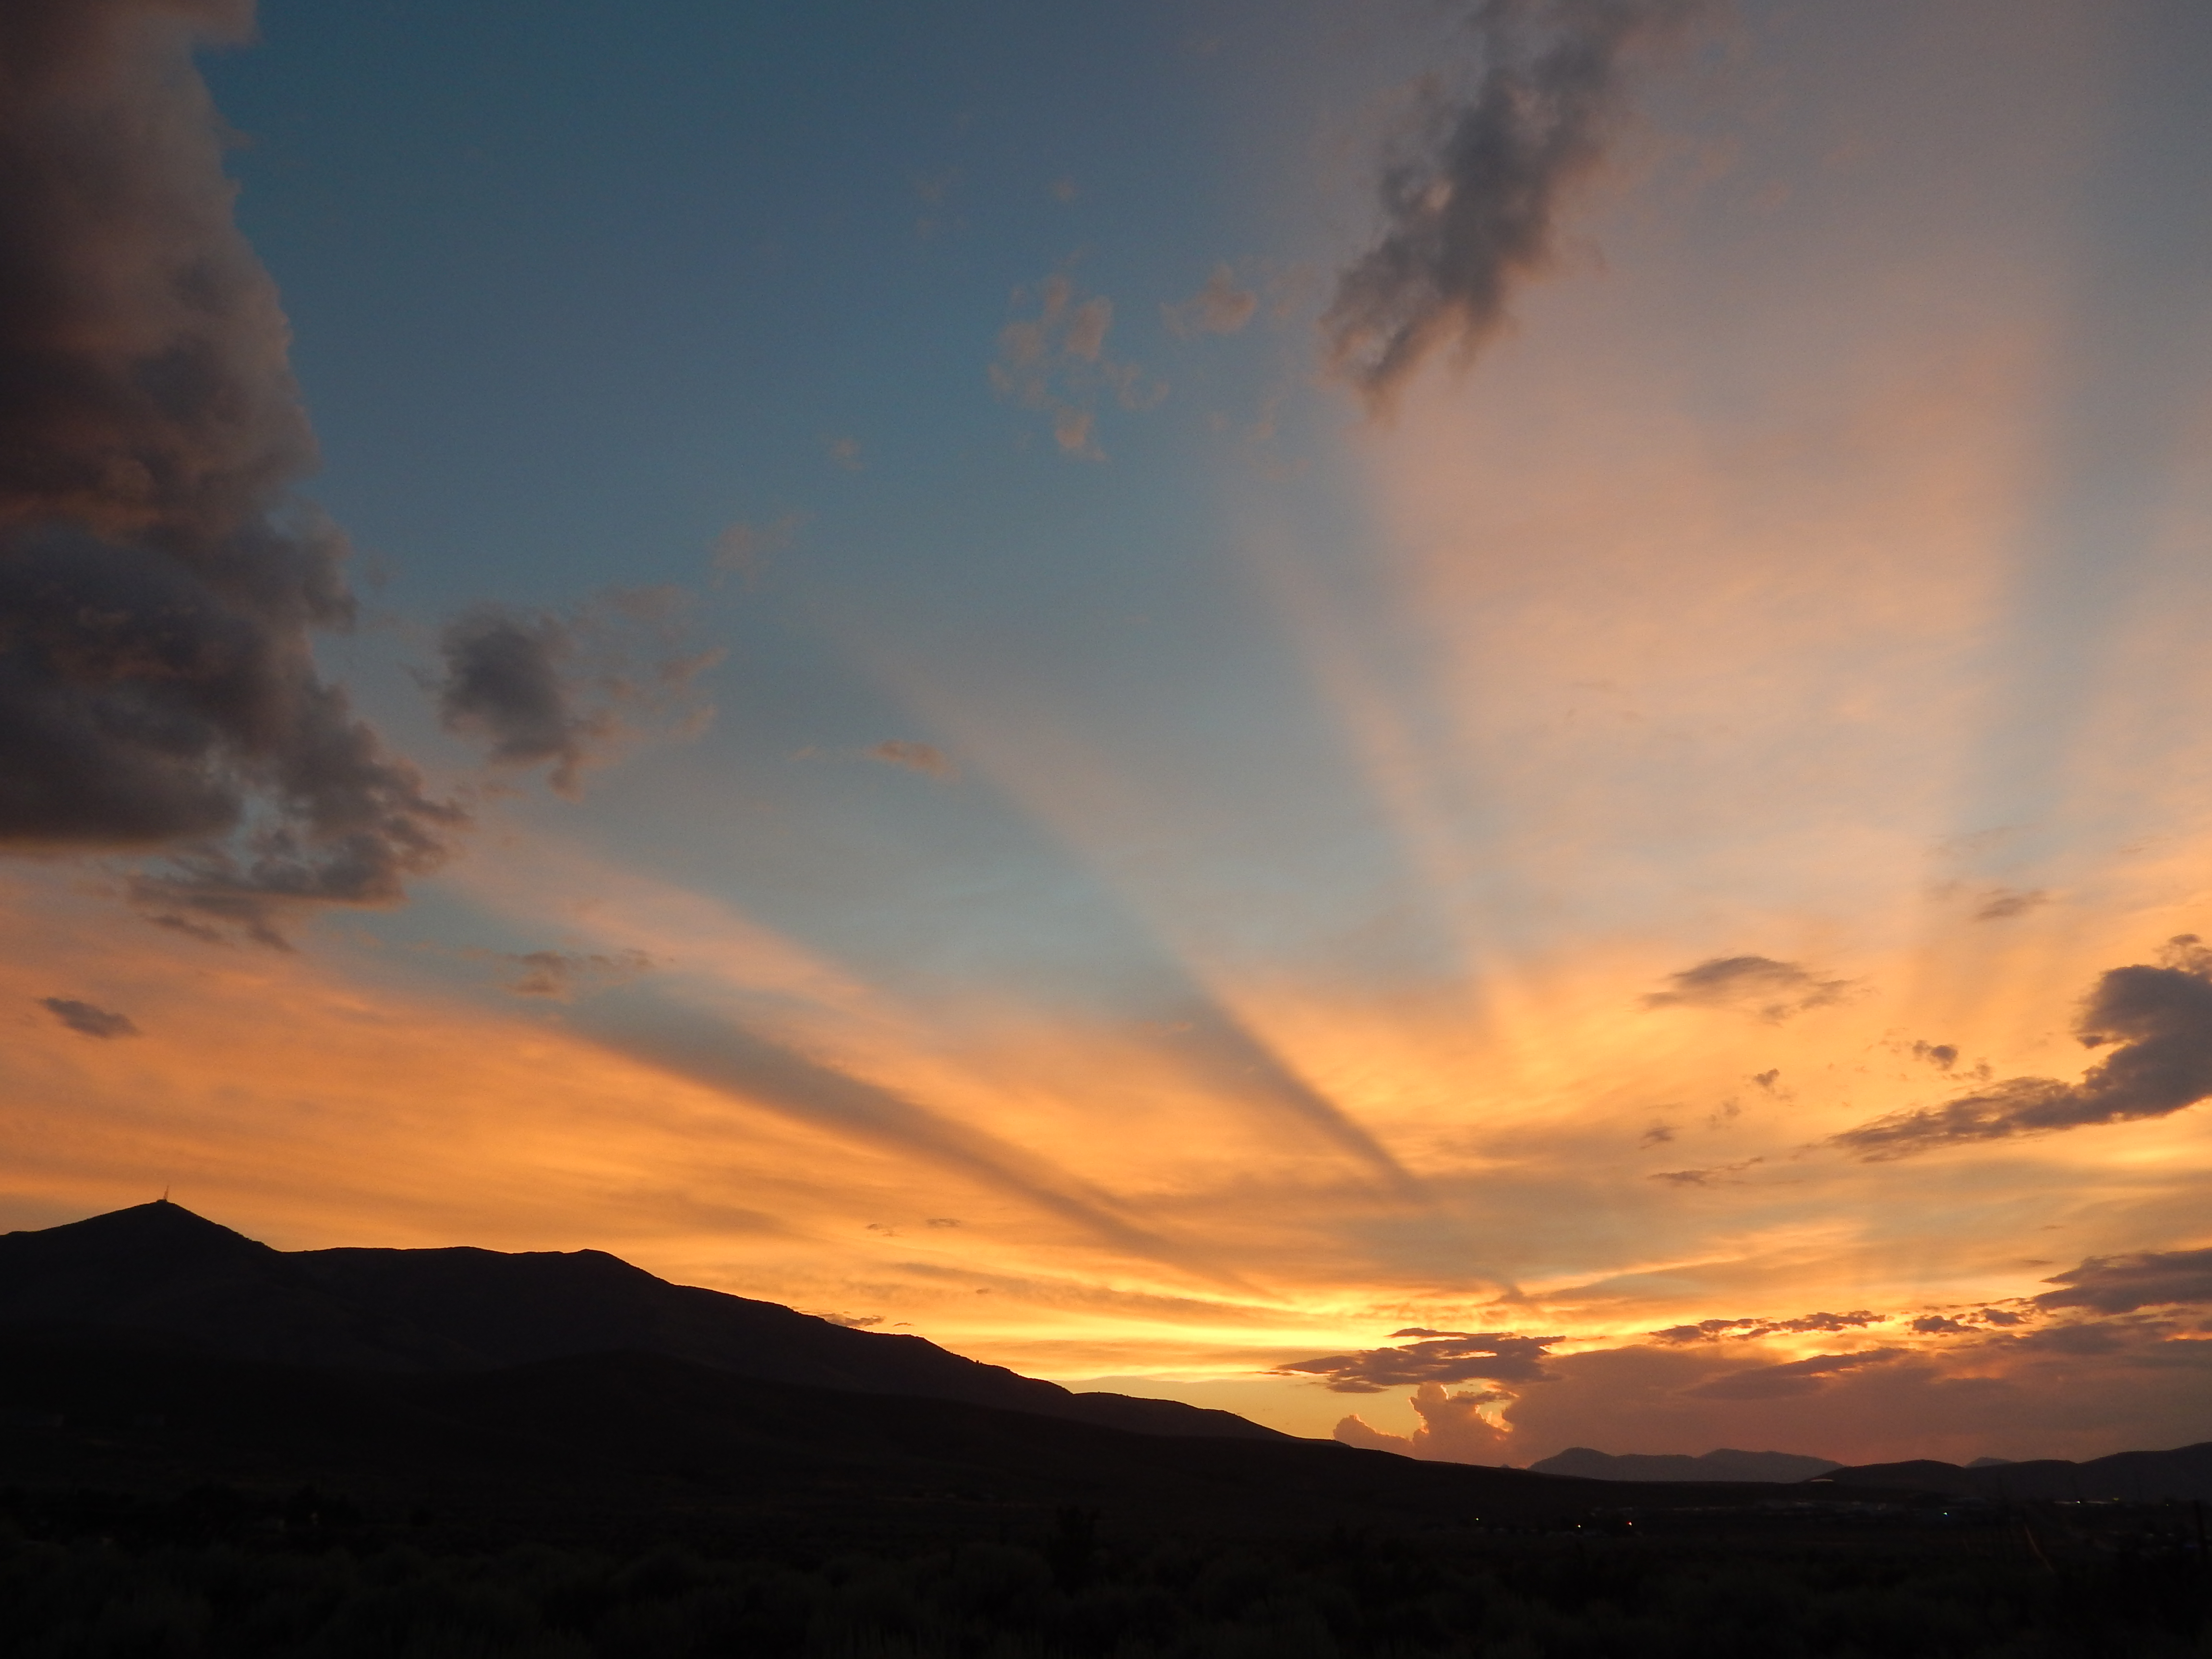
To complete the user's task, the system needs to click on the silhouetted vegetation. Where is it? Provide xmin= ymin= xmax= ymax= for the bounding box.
xmin=4 ymin=1483 xmax=2207 ymax=1657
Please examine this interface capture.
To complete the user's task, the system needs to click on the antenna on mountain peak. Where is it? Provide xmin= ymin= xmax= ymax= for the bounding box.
xmin=161 ymin=1185 xmax=170 ymax=1203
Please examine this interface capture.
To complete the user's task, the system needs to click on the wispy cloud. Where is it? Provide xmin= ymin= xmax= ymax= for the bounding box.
xmin=500 ymin=948 xmax=654 ymax=1001
xmin=711 ymin=511 xmax=805 ymax=586
xmin=39 ymin=997 xmax=138 ymax=1039
xmin=1323 ymin=0 xmax=1699 ymax=407
xmin=1163 ymin=265 xmax=1258 ymax=337
xmin=866 ymin=741 xmax=955 ymax=779
xmin=1278 ymin=1329 xmax=1563 ymax=1393
xmin=1641 ymin=956 xmax=1851 ymax=1022
xmin=1685 ymin=1346 xmax=1905 ymax=1400
xmin=436 ymin=589 xmax=721 ymax=798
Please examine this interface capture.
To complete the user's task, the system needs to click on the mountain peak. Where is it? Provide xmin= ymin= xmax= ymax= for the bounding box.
xmin=2 ymin=1200 xmax=275 ymax=1263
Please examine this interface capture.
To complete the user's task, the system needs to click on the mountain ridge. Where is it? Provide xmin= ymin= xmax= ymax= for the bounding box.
xmin=0 ymin=1202 xmax=1280 ymax=1442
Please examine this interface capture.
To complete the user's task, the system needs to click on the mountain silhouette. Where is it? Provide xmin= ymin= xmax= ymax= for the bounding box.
xmin=1530 ymin=1447 xmax=1840 ymax=1483
xmin=0 ymin=1202 xmax=1273 ymax=1440
xmin=1821 ymin=1443 xmax=2212 ymax=1502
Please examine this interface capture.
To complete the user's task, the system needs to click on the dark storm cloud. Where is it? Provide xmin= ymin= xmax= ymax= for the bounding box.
xmin=0 ymin=0 xmax=461 ymax=939
xmin=1323 ymin=0 xmax=1698 ymax=406
xmin=437 ymin=590 xmax=719 ymax=798
xmin=1641 ymin=955 xmax=1850 ymax=1022
xmin=1685 ymin=1347 xmax=1905 ymax=1400
xmin=38 ymin=997 xmax=138 ymax=1039
xmin=1277 ymin=1330 xmax=1563 ymax=1393
xmin=1832 ymin=939 xmax=2212 ymax=1159
xmin=2032 ymin=1248 xmax=2212 ymax=1315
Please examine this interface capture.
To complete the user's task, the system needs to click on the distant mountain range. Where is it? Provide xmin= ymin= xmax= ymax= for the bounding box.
xmin=0 ymin=1201 xmax=1274 ymax=1441
xmin=1819 ymin=1445 xmax=2212 ymax=1503
xmin=1531 ymin=1447 xmax=1840 ymax=1483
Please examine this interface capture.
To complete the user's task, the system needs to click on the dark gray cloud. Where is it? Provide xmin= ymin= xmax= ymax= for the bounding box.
xmin=436 ymin=589 xmax=718 ymax=798
xmin=1686 ymin=1347 xmax=1905 ymax=1400
xmin=1278 ymin=1329 xmax=1563 ymax=1393
xmin=1641 ymin=955 xmax=1851 ymax=1022
xmin=2033 ymin=1248 xmax=2212 ymax=1315
xmin=502 ymin=948 xmax=653 ymax=1000
xmin=1833 ymin=939 xmax=2212 ymax=1159
xmin=1649 ymin=1309 xmax=1882 ymax=1345
xmin=39 ymin=997 xmax=137 ymax=1039
xmin=1912 ymin=1041 xmax=1959 ymax=1071
xmin=0 ymin=0 xmax=461 ymax=941
xmin=1323 ymin=0 xmax=1697 ymax=406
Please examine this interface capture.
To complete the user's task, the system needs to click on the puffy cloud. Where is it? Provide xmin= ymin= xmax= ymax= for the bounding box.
xmin=39 ymin=996 xmax=138 ymax=1039
xmin=1640 ymin=955 xmax=1850 ymax=1022
xmin=0 ymin=0 xmax=461 ymax=941
xmin=2033 ymin=1248 xmax=2212 ymax=1315
xmin=867 ymin=740 xmax=954 ymax=779
xmin=436 ymin=589 xmax=720 ymax=798
xmin=1163 ymin=265 xmax=1258 ymax=337
xmin=501 ymin=948 xmax=652 ymax=1000
xmin=1334 ymin=1381 xmax=1512 ymax=1463
xmin=1323 ymin=0 xmax=1697 ymax=406
xmin=1279 ymin=1329 xmax=1562 ymax=1392
xmin=989 ymin=272 xmax=1162 ymax=459
xmin=1833 ymin=941 xmax=2212 ymax=1159
xmin=1685 ymin=1347 xmax=1906 ymax=1400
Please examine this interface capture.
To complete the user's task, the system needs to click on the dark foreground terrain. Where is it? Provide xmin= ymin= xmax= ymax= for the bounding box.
xmin=4 ymin=1478 xmax=2208 ymax=1658
xmin=3 ymin=1330 xmax=2206 ymax=1658
xmin=4 ymin=1203 xmax=2207 ymax=1653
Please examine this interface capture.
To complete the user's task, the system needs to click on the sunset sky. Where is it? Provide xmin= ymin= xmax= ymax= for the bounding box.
xmin=7 ymin=0 xmax=2212 ymax=1467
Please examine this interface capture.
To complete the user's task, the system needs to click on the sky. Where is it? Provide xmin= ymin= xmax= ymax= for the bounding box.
xmin=6 ymin=0 xmax=2212 ymax=1467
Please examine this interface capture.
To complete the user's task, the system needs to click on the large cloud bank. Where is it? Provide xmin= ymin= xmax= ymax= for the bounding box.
xmin=0 ymin=0 xmax=459 ymax=942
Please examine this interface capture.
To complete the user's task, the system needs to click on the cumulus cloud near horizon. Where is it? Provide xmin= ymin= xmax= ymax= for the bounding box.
xmin=1323 ymin=0 xmax=1699 ymax=408
xmin=1832 ymin=938 xmax=2212 ymax=1159
xmin=0 ymin=0 xmax=464 ymax=946
xmin=1335 ymin=1381 xmax=1514 ymax=1462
